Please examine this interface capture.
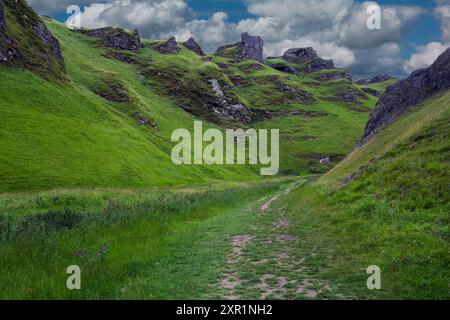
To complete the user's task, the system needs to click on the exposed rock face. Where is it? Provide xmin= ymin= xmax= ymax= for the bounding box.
xmin=361 ymin=48 xmax=450 ymax=144
xmin=269 ymin=63 xmax=300 ymax=75
xmin=282 ymin=47 xmax=335 ymax=72
xmin=0 ymin=0 xmax=17 ymax=63
xmin=240 ymin=32 xmax=264 ymax=63
xmin=32 ymin=20 xmax=64 ymax=66
xmin=229 ymin=75 xmax=245 ymax=87
xmin=94 ymin=79 xmax=130 ymax=103
xmin=103 ymin=50 xmax=137 ymax=64
xmin=313 ymin=71 xmax=352 ymax=82
xmin=215 ymin=32 xmax=264 ymax=63
xmin=84 ymin=27 xmax=141 ymax=51
xmin=184 ymin=37 xmax=204 ymax=56
xmin=154 ymin=36 xmax=180 ymax=54
xmin=0 ymin=0 xmax=65 ymax=78
xmin=356 ymin=74 xmax=394 ymax=85
xmin=207 ymin=79 xmax=252 ymax=123
xmin=272 ymin=77 xmax=314 ymax=104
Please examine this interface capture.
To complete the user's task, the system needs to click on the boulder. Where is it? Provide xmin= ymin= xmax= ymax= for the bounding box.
xmin=282 ymin=47 xmax=335 ymax=72
xmin=361 ymin=47 xmax=450 ymax=144
xmin=215 ymin=32 xmax=264 ymax=63
xmin=135 ymin=112 xmax=159 ymax=130
xmin=229 ymin=75 xmax=245 ymax=87
xmin=240 ymin=32 xmax=264 ymax=63
xmin=269 ymin=63 xmax=300 ymax=75
xmin=81 ymin=27 xmax=141 ymax=51
xmin=32 ymin=20 xmax=64 ymax=66
xmin=154 ymin=36 xmax=180 ymax=54
xmin=84 ymin=27 xmax=141 ymax=51
xmin=184 ymin=37 xmax=205 ymax=56
xmin=207 ymin=78 xmax=252 ymax=123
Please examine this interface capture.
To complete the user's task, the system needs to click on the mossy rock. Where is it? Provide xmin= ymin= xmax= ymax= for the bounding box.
xmin=0 ymin=0 xmax=65 ymax=80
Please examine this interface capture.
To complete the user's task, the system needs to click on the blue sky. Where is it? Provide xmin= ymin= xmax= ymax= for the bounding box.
xmin=184 ymin=0 xmax=443 ymax=61
xmin=29 ymin=0 xmax=450 ymax=77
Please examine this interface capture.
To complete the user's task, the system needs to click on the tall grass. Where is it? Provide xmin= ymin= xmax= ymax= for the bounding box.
xmin=0 ymin=180 xmax=284 ymax=299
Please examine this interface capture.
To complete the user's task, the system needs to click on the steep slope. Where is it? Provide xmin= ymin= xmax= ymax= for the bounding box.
xmin=0 ymin=2 xmax=380 ymax=192
xmin=0 ymin=0 xmax=65 ymax=80
xmin=0 ymin=18 xmax=261 ymax=192
xmin=355 ymin=77 xmax=398 ymax=98
xmin=211 ymin=37 xmax=375 ymax=173
xmin=322 ymin=91 xmax=450 ymax=187
xmin=281 ymin=56 xmax=450 ymax=298
xmin=361 ymin=48 xmax=450 ymax=144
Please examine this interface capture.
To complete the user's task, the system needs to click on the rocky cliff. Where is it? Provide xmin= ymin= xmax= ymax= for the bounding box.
xmin=361 ymin=47 xmax=450 ymax=144
xmin=154 ymin=36 xmax=180 ymax=54
xmin=0 ymin=0 xmax=65 ymax=79
xmin=184 ymin=37 xmax=205 ymax=56
xmin=215 ymin=32 xmax=264 ymax=63
xmin=282 ymin=47 xmax=335 ymax=72
xmin=83 ymin=27 xmax=141 ymax=51
xmin=267 ymin=47 xmax=343 ymax=77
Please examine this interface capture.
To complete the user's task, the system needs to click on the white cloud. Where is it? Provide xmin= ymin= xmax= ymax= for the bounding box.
xmin=79 ymin=0 xmax=194 ymax=38
xmin=435 ymin=4 xmax=450 ymax=42
xmin=403 ymin=42 xmax=449 ymax=73
xmin=263 ymin=38 xmax=356 ymax=67
xmin=26 ymin=0 xmax=437 ymax=77
xmin=351 ymin=43 xmax=403 ymax=77
xmin=245 ymin=0 xmax=352 ymax=33
xmin=174 ymin=12 xmax=238 ymax=50
xmin=338 ymin=1 xmax=424 ymax=49
xmin=26 ymin=0 xmax=94 ymax=14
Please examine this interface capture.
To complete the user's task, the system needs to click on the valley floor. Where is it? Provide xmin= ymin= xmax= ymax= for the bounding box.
xmin=1 ymin=177 xmax=446 ymax=299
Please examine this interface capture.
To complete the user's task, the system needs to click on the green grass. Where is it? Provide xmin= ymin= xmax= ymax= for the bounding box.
xmin=0 ymin=179 xmax=288 ymax=299
xmin=208 ymin=53 xmax=378 ymax=174
xmin=322 ymin=90 xmax=450 ymax=185
xmin=0 ymin=20 xmax=263 ymax=193
xmin=356 ymin=79 xmax=398 ymax=95
xmin=2 ymin=0 xmax=65 ymax=80
xmin=2 ymin=8 xmax=447 ymax=300
xmin=0 ymin=16 xmax=382 ymax=192
xmin=279 ymin=92 xmax=450 ymax=299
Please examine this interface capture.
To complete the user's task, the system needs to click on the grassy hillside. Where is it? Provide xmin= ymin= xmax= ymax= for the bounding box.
xmin=0 ymin=17 xmax=379 ymax=192
xmin=355 ymin=79 xmax=398 ymax=97
xmin=6 ymin=6 xmax=447 ymax=300
xmin=210 ymin=56 xmax=376 ymax=173
xmin=282 ymin=91 xmax=450 ymax=299
xmin=0 ymin=19 xmax=265 ymax=193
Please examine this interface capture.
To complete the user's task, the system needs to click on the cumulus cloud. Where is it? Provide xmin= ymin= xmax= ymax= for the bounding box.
xmin=403 ymin=42 xmax=449 ymax=73
xmin=351 ymin=43 xmax=404 ymax=77
xmin=245 ymin=0 xmax=353 ymax=35
xmin=435 ymin=4 xmax=450 ymax=42
xmin=262 ymin=38 xmax=357 ymax=68
xmin=242 ymin=0 xmax=423 ymax=49
xmin=338 ymin=2 xmax=424 ymax=49
xmin=174 ymin=12 xmax=238 ymax=50
xmin=233 ymin=0 xmax=423 ymax=75
xmin=26 ymin=0 xmax=437 ymax=77
xmin=79 ymin=0 xmax=194 ymax=38
xmin=26 ymin=0 xmax=94 ymax=14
